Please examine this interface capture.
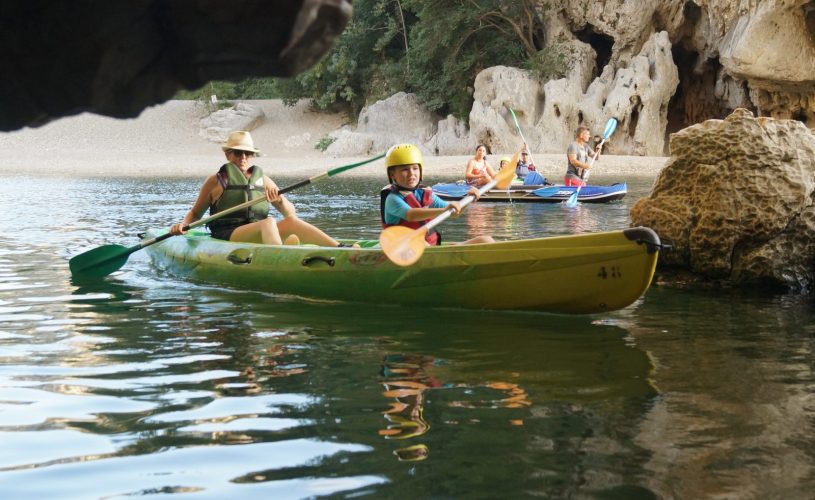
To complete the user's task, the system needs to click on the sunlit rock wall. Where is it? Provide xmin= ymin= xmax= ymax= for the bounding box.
xmin=630 ymin=108 xmax=815 ymax=291
xmin=458 ymin=0 xmax=815 ymax=156
xmin=325 ymin=92 xmax=439 ymax=156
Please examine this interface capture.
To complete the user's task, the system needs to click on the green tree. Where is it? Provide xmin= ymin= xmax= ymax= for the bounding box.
xmin=402 ymin=0 xmax=545 ymax=119
xmin=271 ymin=0 xmax=411 ymax=114
xmin=177 ymin=1 xmax=555 ymax=122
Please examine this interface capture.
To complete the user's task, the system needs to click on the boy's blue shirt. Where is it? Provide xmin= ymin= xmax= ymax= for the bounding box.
xmin=383 ymin=187 xmax=447 ymax=225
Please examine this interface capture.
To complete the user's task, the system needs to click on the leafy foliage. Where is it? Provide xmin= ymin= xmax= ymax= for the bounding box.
xmin=175 ymin=79 xmax=281 ymax=102
xmin=176 ymin=1 xmax=553 ymax=121
xmin=261 ymin=0 xmax=410 ymax=115
xmin=315 ymin=135 xmax=336 ymax=152
xmin=525 ymin=43 xmax=572 ymax=82
xmin=403 ymin=0 xmax=539 ymax=118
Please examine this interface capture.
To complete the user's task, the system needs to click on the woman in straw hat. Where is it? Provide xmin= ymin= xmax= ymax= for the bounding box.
xmin=170 ymin=130 xmax=346 ymax=246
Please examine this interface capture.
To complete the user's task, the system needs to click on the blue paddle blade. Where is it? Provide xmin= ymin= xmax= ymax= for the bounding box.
xmin=431 ymin=183 xmax=471 ymax=198
xmin=603 ymin=118 xmax=618 ymax=139
xmin=565 ymin=191 xmax=579 ymax=207
xmin=531 ymin=186 xmax=561 ymax=197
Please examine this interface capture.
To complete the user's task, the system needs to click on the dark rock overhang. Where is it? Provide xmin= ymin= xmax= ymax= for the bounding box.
xmin=0 ymin=0 xmax=352 ymax=132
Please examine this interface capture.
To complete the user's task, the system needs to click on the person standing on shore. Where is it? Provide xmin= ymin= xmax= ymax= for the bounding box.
xmin=169 ymin=131 xmax=346 ymax=246
xmin=464 ymin=145 xmax=496 ymax=187
xmin=564 ymin=126 xmax=601 ymax=187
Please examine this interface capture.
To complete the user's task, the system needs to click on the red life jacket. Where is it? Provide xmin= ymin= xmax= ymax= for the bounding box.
xmin=379 ymin=185 xmax=441 ymax=246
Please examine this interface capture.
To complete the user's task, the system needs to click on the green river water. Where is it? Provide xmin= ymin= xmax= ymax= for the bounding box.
xmin=1 ymin=173 xmax=814 ymax=499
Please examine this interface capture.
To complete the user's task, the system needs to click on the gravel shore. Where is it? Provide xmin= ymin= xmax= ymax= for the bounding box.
xmin=0 ymin=100 xmax=668 ymax=180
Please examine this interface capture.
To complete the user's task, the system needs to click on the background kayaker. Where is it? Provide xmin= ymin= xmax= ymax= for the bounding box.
xmin=380 ymin=143 xmax=494 ymax=246
xmin=565 ymin=126 xmax=602 ymax=187
xmin=169 ymin=130 xmax=348 ymax=247
xmin=499 ymin=156 xmax=512 ymax=174
xmin=464 ymin=144 xmax=496 ymax=187
xmin=515 ymin=147 xmax=538 ymax=182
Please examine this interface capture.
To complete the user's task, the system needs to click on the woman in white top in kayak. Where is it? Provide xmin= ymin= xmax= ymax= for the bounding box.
xmin=464 ymin=144 xmax=496 ymax=187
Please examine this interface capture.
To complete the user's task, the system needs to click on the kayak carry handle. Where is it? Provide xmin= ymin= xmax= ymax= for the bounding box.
xmin=302 ymin=256 xmax=336 ymax=267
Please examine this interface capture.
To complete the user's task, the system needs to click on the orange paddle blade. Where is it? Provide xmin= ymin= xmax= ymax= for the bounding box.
xmin=379 ymin=225 xmax=429 ymax=267
xmin=494 ymin=151 xmax=520 ymax=189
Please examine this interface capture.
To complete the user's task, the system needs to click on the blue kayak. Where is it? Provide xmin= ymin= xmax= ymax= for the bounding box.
xmin=431 ymin=182 xmax=627 ymax=203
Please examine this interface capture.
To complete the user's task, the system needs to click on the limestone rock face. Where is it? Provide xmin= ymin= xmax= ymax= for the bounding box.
xmin=326 ymin=92 xmax=440 ymax=156
xmin=0 ymin=0 xmax=351 ymax=132
xmin=467 ymin=66 xmax=543 ymax=154
xmin=630 ymin=108 xmax=815 ymax=290
xmin=420 ymin=0 xmax=815 ymax=156
xmin=602 ymin=32 xmax=680 ymax=155
xmin=556 ymin=0 xmax=815 ymax=148
xmin=463 ymin=32 xmax=678 ymax=156
xmin=428 ymin=115 xmax=472 ymax=156
xmin=199 ymin=103 xmax=266 ymax=143
xmin=720 ymin=1 xmax=815 ymax=86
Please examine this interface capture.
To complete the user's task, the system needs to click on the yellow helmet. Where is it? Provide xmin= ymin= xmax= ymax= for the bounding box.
xmin=386 ymin=143 xmax=423 ymax=182
xmin=500 ymin=156 xmax=511 ymax=165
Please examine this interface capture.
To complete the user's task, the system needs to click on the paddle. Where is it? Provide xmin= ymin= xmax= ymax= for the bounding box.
xmin=565 ymin=118 xmax=618 ymax=207
xmin=503 ymin=106 xmax=542 ymax=190
xmin=379 ymin=153 xmax=518 ymax=267
xmin=531 ymin=186 xmax=562 ymax=197
xmin=69 ymin=153 xmax=386 ymax=278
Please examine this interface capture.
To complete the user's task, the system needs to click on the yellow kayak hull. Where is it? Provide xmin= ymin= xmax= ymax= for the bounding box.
xmin=144 ymin=227 xmax=660 ymax=314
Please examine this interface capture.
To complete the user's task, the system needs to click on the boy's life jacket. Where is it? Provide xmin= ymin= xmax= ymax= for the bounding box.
xmin=379 ymin=185 xmax=441 ymax=246
xmin=207 ymin=163 xmax=270 ymax=231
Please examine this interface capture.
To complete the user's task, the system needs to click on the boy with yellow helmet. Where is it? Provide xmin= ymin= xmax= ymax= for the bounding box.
xmin=380 ymin=144 xmax=494 ymax=246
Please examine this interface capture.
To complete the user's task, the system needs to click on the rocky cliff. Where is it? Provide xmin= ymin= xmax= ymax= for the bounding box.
xmin=630 ymin=108 xmax=815 ymax=291
xmin=331 ymin=0 xmax=815 ymax=157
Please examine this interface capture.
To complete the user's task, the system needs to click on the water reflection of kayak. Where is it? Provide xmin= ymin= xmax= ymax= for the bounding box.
xmin=432 ymin=182 xmax=627 ymax=203
xmin=143 ymin=227 xmax=660 ymax=314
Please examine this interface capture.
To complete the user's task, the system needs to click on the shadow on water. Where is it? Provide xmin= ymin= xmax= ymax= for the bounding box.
xmin=6 ymin=175 xmax=815 ymax=497
xmin=0 ymin=272 xmax=661 ymax=498
xmin=606 ymin=286 xmax=815 ymax=499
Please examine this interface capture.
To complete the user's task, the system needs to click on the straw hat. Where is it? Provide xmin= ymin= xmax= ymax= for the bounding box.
xmin=222 ymin=130 xmax=260 ymax=153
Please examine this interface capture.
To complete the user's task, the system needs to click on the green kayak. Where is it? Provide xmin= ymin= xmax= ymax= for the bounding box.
xmin=143 ymin=227 xmax=661 ymax=314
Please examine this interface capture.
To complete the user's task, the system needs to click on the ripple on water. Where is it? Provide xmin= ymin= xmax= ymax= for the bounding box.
xmin=0 ymin=439 xmax=381 ymax=498
xmin=177 ymin=417 xmax=309 ymax=433
xmin=0 ymin=429 xmax=119 ymax=470
xmin=0 ymin=387 xmax=157 ymax=427
xmin=144 ymin=393 xmax=311 ymax=424
xmin=4 ymin=176 xmax=815 ymax=498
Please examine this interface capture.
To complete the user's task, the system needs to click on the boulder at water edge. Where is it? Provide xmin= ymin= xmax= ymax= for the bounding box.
xmin=630 ymin=108 xmax=815 ymax=291
xmin=326 ymin=92 xmax=438 ymax=156
xmin=199 ymin=103 xmax=266 ymax=143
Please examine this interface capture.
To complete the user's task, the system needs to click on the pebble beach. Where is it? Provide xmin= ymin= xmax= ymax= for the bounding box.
xmin=0 ymin=99 xmax=668 ymax=181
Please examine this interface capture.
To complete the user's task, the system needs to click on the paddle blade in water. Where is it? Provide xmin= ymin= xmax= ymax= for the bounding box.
xmin=380 ymin=225 xmax=428 ymax=266
xmin=565 ymin=190 xmax=579 ymax=207
xmin=69 ymin=244 xmax=132 ymax=278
